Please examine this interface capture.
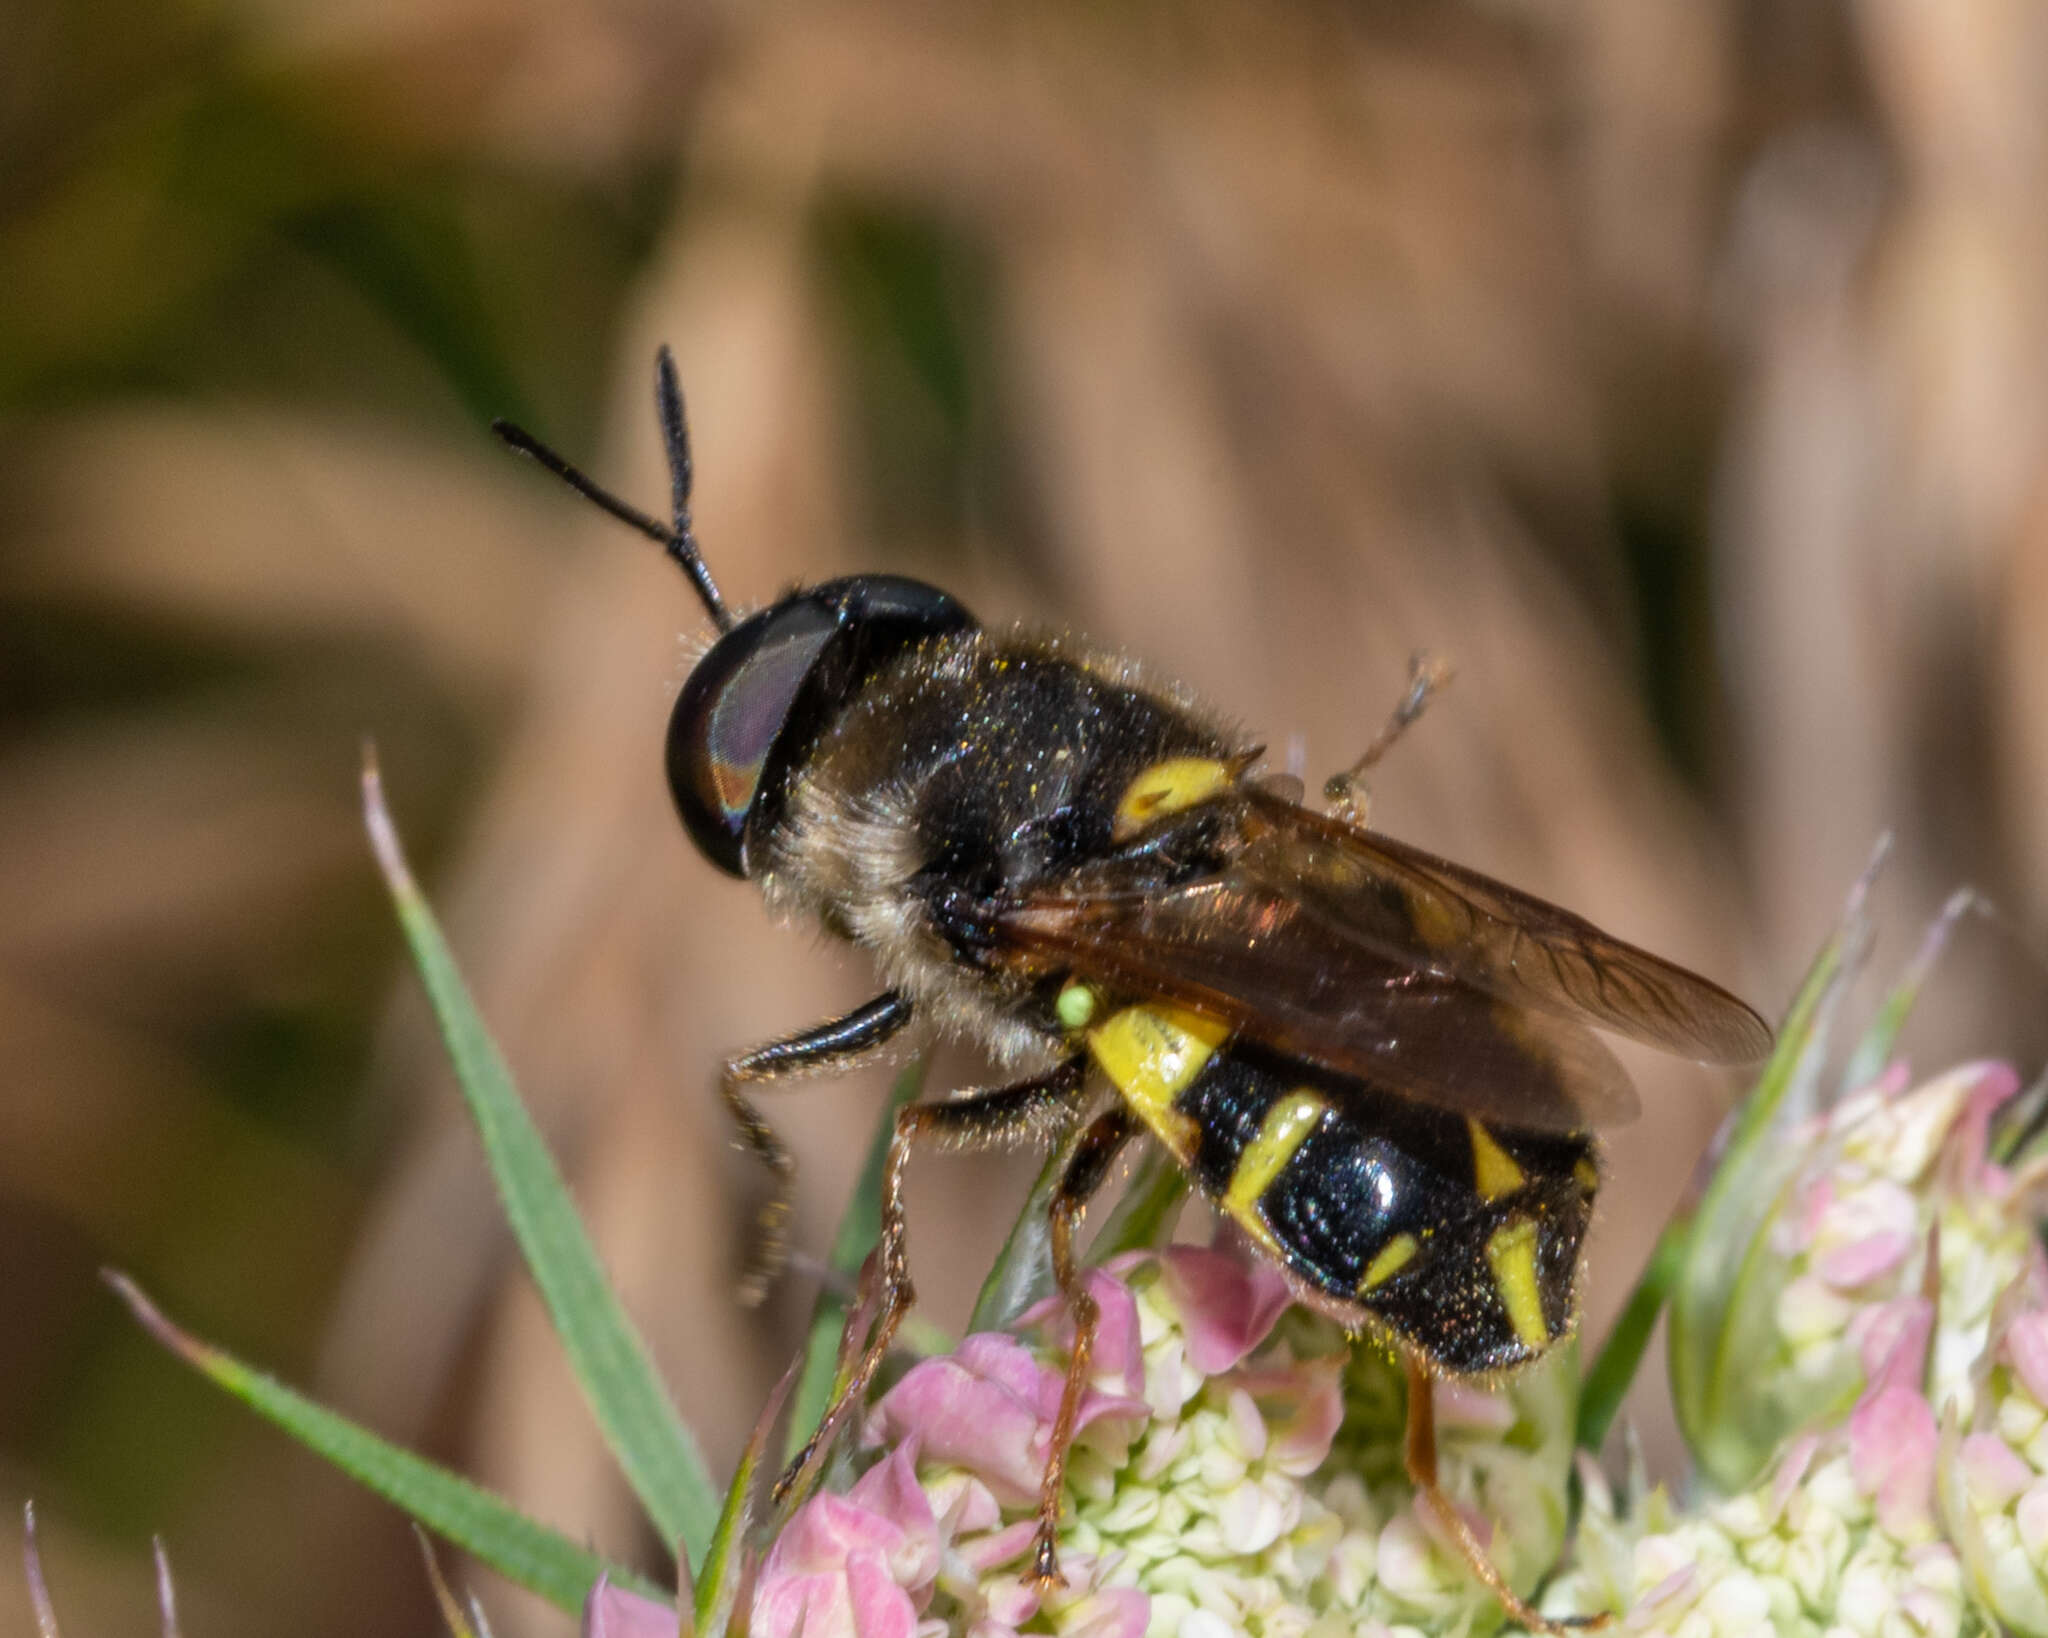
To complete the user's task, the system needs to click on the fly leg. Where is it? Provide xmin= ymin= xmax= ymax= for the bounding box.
xmin=1029 ymin=1103 xmax=1142 ymax=1590
xmin=1325 ymin=651 xmax=1453 ymax=826
xmin=722 ymin=992 xmax=915 ymax=1306
xmin=1401 ymin=1356 xmax=1607 ymax=1634
xmin=774 ymin=1058 xmax=1087 ymax=1504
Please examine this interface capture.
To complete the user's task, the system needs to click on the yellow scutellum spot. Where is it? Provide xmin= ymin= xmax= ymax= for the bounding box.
xmin=1358 ymin=1233 xmax=1418 ymax=1293
xmin=1485 ymin=1218 xmax=1550 ymax=1351
xmin=1056 ymin=981 xmax=1099 ymax=1032
xmin=1574 ymin=1156 xmax=1600 ymax=1193
xmin=1225 ymin=1090 xmax=1328 ymax=1218
xmin=1467 ymin=1118 xmax=1526 ymax=1200
xmin=1088 ymin=1004 xmax=1230 ymax=1155
xmin=1113 ymin=757 xmax=1235 ymax=840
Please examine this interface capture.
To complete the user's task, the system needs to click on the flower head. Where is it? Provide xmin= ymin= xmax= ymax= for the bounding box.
xmin=1536 ymin=1040 xmax=2048 ymax=1637
xmin=1938 ymin=1257 xmax=2048 ymax=1634
xmin=1676 ymin=1044 xmax=2032 ymax=1497
xmin=740 ymin=1050 xmax=2048 ymax=1637
xmin=752 ymin=1242 xmax=1577 ymax=1638
xmin=1547 ymin=1284 xmax=1967 ymax=1635
xmin=1771 ymin=1062 xmax=2025 ymax=1428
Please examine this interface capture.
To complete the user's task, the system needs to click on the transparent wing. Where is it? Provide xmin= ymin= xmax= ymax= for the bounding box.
xmin=994 ymin=788 xmax=1769 ymax=1133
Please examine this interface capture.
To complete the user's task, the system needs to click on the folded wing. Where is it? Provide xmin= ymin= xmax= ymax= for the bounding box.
xmin=996 ymin=788 xmax=1770 ymax=1134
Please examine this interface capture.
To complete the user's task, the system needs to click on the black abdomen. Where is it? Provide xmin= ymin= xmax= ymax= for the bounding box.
xmin=1096 ymin=1013 xmax=1596 ymax=1376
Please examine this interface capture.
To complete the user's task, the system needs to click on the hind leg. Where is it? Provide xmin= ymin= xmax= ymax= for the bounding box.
xmin=1401 ymin=1356 xmax=1606 ymax=1634
xmin=1029 ymin=1104 xmax=1142 ymax=1589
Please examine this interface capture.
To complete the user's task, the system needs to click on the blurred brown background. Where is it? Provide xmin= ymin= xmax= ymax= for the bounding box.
xmin=6 ymin=0 xmax=2047 ymax=1632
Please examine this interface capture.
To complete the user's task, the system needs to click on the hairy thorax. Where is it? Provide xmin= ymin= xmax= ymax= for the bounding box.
xmin=757 ymin=628 xmax=1244 ymax=1072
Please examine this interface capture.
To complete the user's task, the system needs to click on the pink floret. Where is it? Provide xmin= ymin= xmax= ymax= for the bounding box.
xmin=1156 ymin=1243 xmax=1294 ymax=1375
xmin=1849 ymin=1384 xmax=1938 ymax=1537
xmin=2004 ymin=1309 xmax=2048 ymax=1407
xmin=583 ymin=1579 xmax=677 ymax=1638
xmin=752 ymin=1447 xmax=945 ymax=1638
xmin=868 ymin=1324 xmax=1149 ymax=1505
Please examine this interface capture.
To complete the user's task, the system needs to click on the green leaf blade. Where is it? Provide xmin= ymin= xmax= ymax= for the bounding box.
xmin=1088 ymin=1148 xmax=1187 ymax=1263
xmin=363 ymin=757 xmax=720 ymax=1564
xmin=1668 ymin=838 xmax=1885 ymax=1491
xmin=695 ymin=1358 xmax=796 ymax=1638
xmin=1841 ymin=886 xmax=1973 ymax=1095
xmin=108 ymin=1273 xmax=663 ymax=1614
xmin=968 ymin=1143 xmax=1067 ymax=1335
xmin=1576 ymin=1216 xmax=1687 ymax=1455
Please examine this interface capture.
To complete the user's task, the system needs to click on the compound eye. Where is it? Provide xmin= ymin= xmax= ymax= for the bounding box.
xmin=665 ymin=599 xmax=839 ymax=877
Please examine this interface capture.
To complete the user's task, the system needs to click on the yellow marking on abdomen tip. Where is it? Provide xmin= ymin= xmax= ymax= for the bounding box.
xmin=1113 ymin=757 xmax=1235 ymax=840
xmin=1467 ymin=1118 xmax=1526 ymax=1200
xmin=1485 ymin=1219 xmax=1550 ymax=1351
xmin=1225 ymin=1090 xmax=1328 ymax=1220
xmin=1358 ymin=1233 xmax=1418 ymax=1293
xmin=1574 ymin=1156 xmax=1600 ymax=1193
xmin=1087 ymin=1004 xmax=1230 ymax=1154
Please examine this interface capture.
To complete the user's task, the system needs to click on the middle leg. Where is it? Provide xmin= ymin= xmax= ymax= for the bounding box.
xmin=1324 ymin=650 xmax=1453 ymax=824
xmin=775 ymin=1056 xmax=1087 ymax=1501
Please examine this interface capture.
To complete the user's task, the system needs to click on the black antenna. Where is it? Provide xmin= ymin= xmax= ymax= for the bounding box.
xmin=491 ymin=345 xmax=734 ymax=631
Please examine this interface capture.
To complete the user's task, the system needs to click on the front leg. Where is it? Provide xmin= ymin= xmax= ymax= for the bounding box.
xmin=722 ymin=991 xmax=915 ymax=1306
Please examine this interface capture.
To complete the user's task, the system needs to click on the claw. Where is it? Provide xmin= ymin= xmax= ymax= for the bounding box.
xmin=1027 ymin=1532 xmax=1067 ymax=1593
xmin=770 ymin=1441 xmax=814 ymax=1507
xmin=735 ymin=1199 xmax=791 ymax=1307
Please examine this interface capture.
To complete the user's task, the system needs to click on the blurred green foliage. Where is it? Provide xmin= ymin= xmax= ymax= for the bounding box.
xmin=2 ymin=7 xmax=676 ymax=1599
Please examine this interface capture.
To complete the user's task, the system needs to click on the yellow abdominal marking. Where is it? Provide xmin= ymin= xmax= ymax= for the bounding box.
xmin=1574 ymin=1156 xmax=1600 ymax=1193
xmin=1113 ymin=757 xmax=1235 ymax=840
xmin=1358 ymin=1233 xmax=1418 ymax=1293
xmin=1225 ymin=1090 xmax=1328 ymax=1222
xmin=1485 ymin=1218 xmax=1550 ymax=1351
xmin=1467 ymin=1118 xmax=1526 ymax=1199
xmin=1087 ymin=1004 xmax=1230 ymax=1154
